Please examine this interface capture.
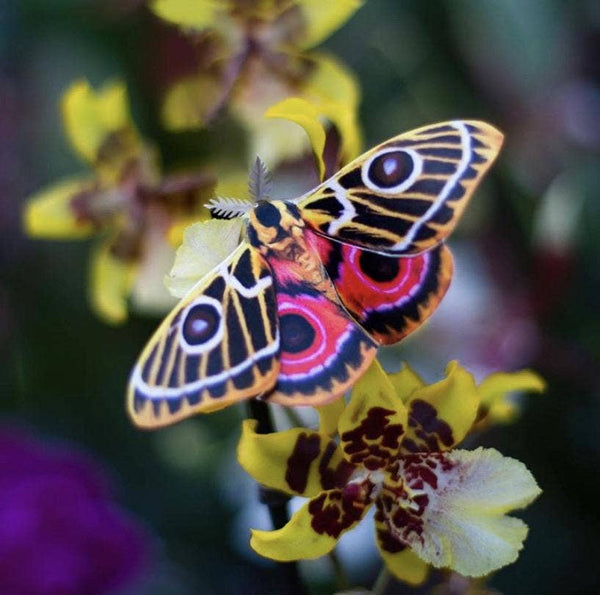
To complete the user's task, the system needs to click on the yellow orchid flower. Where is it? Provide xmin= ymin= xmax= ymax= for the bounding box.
xmin=24 ymin=79 xmax=215 ymax=324
xmin=151 ymin=0 xmax=363 ymax=168
xmin=238 ymin=360 xmax=541 ymax=584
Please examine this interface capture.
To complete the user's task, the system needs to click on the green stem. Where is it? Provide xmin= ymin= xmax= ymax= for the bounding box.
xmin=328 ymin=549 xmax=350 ymax=591
xmin=246 ymin=399 xmax=308 ymax=595
xmin=372 ymin=566 xmax=392 ymax=595
xmin=282 ymin=404 xmax=306 ymax=428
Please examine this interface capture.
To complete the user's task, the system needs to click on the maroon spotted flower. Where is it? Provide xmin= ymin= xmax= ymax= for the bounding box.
xmin=238 ymin=360 xmax=541 ymax=584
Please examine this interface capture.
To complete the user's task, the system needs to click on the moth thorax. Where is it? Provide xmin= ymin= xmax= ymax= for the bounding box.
xmin=249 ymin=200 xmax=305 ymax=250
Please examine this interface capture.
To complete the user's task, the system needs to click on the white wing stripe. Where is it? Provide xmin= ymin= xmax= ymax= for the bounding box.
xmin=390 ymin=120 xmax=472 ymax=252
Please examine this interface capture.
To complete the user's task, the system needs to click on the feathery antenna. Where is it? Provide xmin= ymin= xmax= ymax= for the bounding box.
xmin=248 ymin=156 xmax=272 ymax=203
xmin=205 ymin=157 xmax=272 ymax=219
xmin=205 ymin=197 xmax=253 ymax=219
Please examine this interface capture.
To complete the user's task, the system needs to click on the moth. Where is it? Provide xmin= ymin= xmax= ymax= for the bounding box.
xmin=128 ymin=120 xmax=503 ymax=428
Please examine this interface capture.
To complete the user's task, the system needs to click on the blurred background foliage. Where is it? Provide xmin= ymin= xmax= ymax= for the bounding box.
xmin=2 ymin=0 xmax=599 ymax=593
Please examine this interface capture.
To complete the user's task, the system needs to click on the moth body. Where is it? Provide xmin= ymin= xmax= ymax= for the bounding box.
xmin=127 ymin=120 xmax=504 ymax=428
xmin=248 ymin=200 xmax=337 ymax=301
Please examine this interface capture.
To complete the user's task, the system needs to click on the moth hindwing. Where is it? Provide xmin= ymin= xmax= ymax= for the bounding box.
xmin=127 ymin=242 xmax=280 ymax=429
xmin=297 ymin=120 xmax=503 ymax=255
xmin=308 ymin=229 xmax=454 ymax=345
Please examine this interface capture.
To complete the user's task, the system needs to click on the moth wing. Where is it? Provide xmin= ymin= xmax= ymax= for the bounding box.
xmin=127 ymin=242 xmax=279 ymax=429
xmin=298 ymin=120 xmax=503 ymax=255
xmin=308 ymin=230 xmax=453 ymax=345
xmin=264 ymin=263 xmax=377 ymax=407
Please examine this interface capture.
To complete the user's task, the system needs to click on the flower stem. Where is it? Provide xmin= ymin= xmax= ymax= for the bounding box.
xmin=328 ymin=549 xmax=350 ymax=591
xmin=247 ymin=398 xmax=276 ymax=434
xmin=246 ymin=399 xmax=308 ymax=595
xmin=372 ymin=566 xmax=392 ymax=595
xmin=282 ymin=404 xmax=305 ymax=428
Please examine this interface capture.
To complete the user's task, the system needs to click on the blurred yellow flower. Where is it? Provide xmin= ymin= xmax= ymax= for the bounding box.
xmin=150 ymin=0 xmax=363 ymax=167
xmin=24 ymin=79 xmax=215 ymax=324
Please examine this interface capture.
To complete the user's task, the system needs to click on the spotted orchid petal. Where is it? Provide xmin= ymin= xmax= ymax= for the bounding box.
xmin=373 ymin=518 xmax=429 ymax=586
xmin=402 ymin=362 xmax=479 ymax=454
xmin=251 ymin=487 xmax=370 ymax=561
xmin=24 ymin=176 xmax=96 ymax=239
xmin=237 ymin=420 xmax=352 ymax=498
xmin=382 ymin=448 xmax=541 ymax=577
xmin=339 ymin=359 xmax=408 ymax=471
xmin=317 ymin=398 xmax=346 ymax=436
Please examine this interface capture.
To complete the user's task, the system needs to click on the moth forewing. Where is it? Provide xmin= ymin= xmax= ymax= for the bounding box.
xmin=127 ymin=242 xmax=280 ymax=429
xmin=297 ymin=120 xmax=504 ymax=256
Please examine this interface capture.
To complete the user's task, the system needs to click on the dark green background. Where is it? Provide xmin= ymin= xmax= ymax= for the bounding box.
xmin=2 ymin=1 xmax=599 ymax=593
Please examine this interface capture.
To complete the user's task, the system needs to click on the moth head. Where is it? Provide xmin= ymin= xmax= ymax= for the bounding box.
xmin=248 ymin=200 xmax=304 ymax=251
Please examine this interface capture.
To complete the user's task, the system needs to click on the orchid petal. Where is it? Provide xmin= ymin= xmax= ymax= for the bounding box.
xmin=387 ymin=363 xmax=425 ymax=403
xmin=296 ymin=0 xmax=363 ymax=49
xmin=339 ymin=359 xmax=408 ymax=470
xmin=62 ymin=80 xmax=138 ymax=168
xmin=161 ymin=74 xmax=225 ymax=130
xmin=24 ymin=177 xmax=96 ymax=239
xmin=402 ymin=361 xmax=479 ymax=453
xmin=395 ymin=448 xmax=541 ymax=577
xmin=90 ymin=240 xmax=136 ymax=325
xmin=478 ymin=369 xmax=546 ymax=424
xmin=149 ymin=0 xmax=225 ymax=30
xmin=237 ymin=420 xmax=351 ymax=498
xmin=251 ymin=488 xmax=369 ymax=561
xmin=374 ymin=518 xmax=429 ymax=586
xmin=317 ymin=398 xmax=346 ymax=436
xmin=130 ymin=231 xmax=178 ymax=314
xmin=164 ymin=218 xmax=243 ymax=298
xmin=265 ymin=97 xmax=326 ymax=180
xmin=302 ymin=52 xmax=362 ymax=161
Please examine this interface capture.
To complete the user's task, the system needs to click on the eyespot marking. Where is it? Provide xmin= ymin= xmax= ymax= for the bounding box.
xmin=368 ymin=150 xmax=414 ymax=189
xmin=178 ymin=296 xmax=225 ymax=354
xmin=361 ymin=148 xmax=423 ymax=194
xmin=358 ymin=251 xmax=400 ymax=283
xmin=182 ymin=303 xmax=221 ymax=346
xmin=280 ymin=313 xmax=316 ymax=355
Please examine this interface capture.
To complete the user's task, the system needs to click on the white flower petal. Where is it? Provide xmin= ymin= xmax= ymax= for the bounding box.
xmin=164 ymin=218 xmax=244 ymax=298
xmin=131 ymin=232 xmax=178 ymax=314
xmin=399 ymin=448 xmax=541 ymax=577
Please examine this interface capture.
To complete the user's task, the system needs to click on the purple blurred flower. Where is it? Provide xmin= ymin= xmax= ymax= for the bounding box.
xmin=0 ymin=428 xmax=151 ymax=595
